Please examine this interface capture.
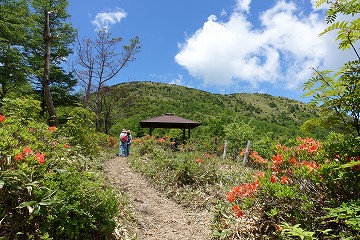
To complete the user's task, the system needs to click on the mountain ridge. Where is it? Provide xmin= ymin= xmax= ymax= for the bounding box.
xmin=105 ymin=81 xmax=319 ymax=140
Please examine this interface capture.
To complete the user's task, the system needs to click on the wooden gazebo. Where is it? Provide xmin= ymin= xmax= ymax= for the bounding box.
xmin=139 ymin=113 xmax=201 ymax=142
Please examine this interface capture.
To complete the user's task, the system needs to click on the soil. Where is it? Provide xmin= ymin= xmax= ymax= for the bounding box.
xmin=105 ymin=156 xmax=212 ymax=240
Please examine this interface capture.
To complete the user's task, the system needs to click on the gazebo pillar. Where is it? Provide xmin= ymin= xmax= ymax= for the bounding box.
xmin=149 ymin=127 xmax=154 ymax=136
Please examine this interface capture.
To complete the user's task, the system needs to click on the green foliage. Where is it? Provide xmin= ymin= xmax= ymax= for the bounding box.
xmin=42 ymin=171 xmax=119 ymax=240
xmin=107 ymin=82 xmax=320 ymax=142
xmin=0 ymin=98 xmax=122 ymax=239
xmin=0 ymin=0 xmax=31 ymax=99
xmin=317 ymin=0 xmax=360 ymax=50
xmin=279 ymin=223 xmax=316 ymax=240
xmin=317 ymin=200 xmax=360 ymax=240
xmin=131 ymin=138 xmax=219 ymax=188
xmin=224 ymin=119 xmax=255 ymax=152
xmin=304 ymin=1 xmax=360 ymax=139
xmin=319 ymin=134 xmax=360 ymax=202
xmin=2 ymin=97 xmax=42 ymax=123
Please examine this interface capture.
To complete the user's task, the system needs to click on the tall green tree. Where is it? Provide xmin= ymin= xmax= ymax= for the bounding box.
xmin=0 ymin=0 xmax=31 ymax=99
xmin=303 ymin=0 xmax=360 ymax=139
xmin=26 ymin=0 xmax=76 ymax=126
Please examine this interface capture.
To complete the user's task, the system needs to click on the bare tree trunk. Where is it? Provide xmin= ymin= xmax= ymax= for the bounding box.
xmin=43 ymin=10 xmax=58 ymax=127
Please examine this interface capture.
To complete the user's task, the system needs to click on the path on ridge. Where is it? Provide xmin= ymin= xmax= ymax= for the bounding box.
xmin=105 ymin=157 xmax=212 ymax=240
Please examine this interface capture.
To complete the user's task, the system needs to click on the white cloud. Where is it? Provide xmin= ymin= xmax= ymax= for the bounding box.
xmin=235 ymin=0 xmax=251 ymax=13
xmin=91 ymin=9 xmax=127 ymax=31
xmin=169 ymin=74 xmax=187 ymax=86
xmin=175 ymin=0 xmax=355 ymax=90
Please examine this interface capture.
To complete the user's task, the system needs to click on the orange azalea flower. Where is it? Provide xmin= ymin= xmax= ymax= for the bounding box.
xmin=0 ymin=115 xmax=6 ymax=123
xmin=237 ymin=210 xmax=244 ymax=218
xmin=272 ymin=154 xmax=283 ymax=165
xmin=226 ymin=192 xmax=235 ymax=202
xmin=280 ymin=175 xmax=289 ymax=184
xmin=289 ymin=156 xmax=297 ymax=165
xmin=48 ymin=126 xmax=57 ymax=131
xmin=232 ymin=205 xmax=240 ymax=212
xmin=35 ymin=153 xmax=45 ymax=164
xmin=15 ymin=152 xmax=25 ymax=161
xmin=270 ymin=175 xmax=277 ymax=183
xmin=195 ymin=158 xmax=202 ymax=163
xmin=23 ymin=146 xmax=32 ymax=156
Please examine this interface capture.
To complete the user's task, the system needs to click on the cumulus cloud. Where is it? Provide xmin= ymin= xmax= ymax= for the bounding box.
xmin=175 ymin=0 xmax=353 ymax=90
xmin=91 ymin=9 xmax=127 ymax=31
xmin=235 ymin=0 xmax=251 ymax=13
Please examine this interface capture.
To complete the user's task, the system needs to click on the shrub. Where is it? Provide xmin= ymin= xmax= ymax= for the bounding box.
xmin=41 ymin=171 xmax=119 ymax=239
xmin=221 ymin=136 xmax=360 ymax=239
xmin=0 ymin=98 xmax=121 ymax=239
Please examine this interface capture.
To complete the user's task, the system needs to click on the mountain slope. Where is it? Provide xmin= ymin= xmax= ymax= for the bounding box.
xmin=106 ymin=81 xmax=319 ymax=141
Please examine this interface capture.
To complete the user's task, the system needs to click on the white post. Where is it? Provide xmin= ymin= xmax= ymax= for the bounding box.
xmin=242 ymin=140 xmax=251 ymax=165
xmin=222 ymin=140 xmax=228 ymax=159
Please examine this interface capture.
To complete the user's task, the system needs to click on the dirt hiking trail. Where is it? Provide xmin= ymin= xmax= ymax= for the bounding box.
xmin=105 ymin=157 xmax=212 ymax=240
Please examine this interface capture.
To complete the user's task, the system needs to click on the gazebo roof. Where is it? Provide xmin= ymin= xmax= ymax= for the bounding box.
xmin=139 ymin=113 xmax=201 ymax=129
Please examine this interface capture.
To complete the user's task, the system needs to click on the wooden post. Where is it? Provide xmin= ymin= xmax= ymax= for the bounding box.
xmin=182 ymin=128 xmax=186 ymax=144
xmin=222 ymin=140 xmax=228 ymax=159
xmin=242 ymin=140 xmax=251 ymax=165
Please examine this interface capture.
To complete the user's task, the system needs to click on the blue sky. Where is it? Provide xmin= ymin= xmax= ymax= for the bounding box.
xmin=67 ymin=0 xmax=357 ymax=102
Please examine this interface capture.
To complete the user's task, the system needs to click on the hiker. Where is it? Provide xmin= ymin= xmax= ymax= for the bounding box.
xmin=119 ymin=129 xmax=127 ymax=156
xmin=124 ymin=130 xmax=132 ymax=157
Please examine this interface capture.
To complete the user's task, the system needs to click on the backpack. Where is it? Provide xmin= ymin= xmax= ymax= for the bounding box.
xmin=121 ymin=134 xmax=128 ymax=143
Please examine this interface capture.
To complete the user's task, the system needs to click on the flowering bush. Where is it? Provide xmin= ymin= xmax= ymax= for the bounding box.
xmin=0 ymin=98 xmax=119 ymax=239
xmin=224 ymin=136 xmax=360 ymax=239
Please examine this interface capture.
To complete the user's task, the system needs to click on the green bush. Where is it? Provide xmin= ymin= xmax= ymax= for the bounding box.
xmin=41 ymin=171 xmax=119 ymax=240
xmin=0 ymin=97 xmax=121 ymax=239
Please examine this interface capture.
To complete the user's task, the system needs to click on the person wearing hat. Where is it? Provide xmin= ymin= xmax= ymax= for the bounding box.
xmin=119 ymin=129 xmax=127 ymax=156
xmin=124 ymin=130 xmax=132 ymax=157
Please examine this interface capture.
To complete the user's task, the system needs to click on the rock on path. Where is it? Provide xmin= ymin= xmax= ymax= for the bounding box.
xmin=105 ymin=157 xmax=212 ymax=240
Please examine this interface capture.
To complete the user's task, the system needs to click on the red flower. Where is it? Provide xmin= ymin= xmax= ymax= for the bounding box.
xmin=280 ymin=175 xmax=289 ymax=184
xmin=272 ymin=154 xmax=283 ymax=165
xmin=226 ymin=192 xmax=235 ymax=202
xmin=195 ymin=158 xmax=202 ymax=163
xmin=23 ymin=146 xmax=32 ymax=156
xmin=289 ymin=156 xmax=297 ymax=165
xmin=275 ymin=225 xmax=281 ymax=231
xmin=64 ymin=143 xmax=70 ymax=148
xmin=232 ymin=205 xmax=240 ymax=212
xmin=15 ymin=152 xmax=25 ymax=161
xmin=48 ymin=126 xmax=57 ymax=131
xmin=270 ymin=175 xmax=277 ymax=183
xmin=0 ymin=115 xmax=6 ymax=123
xmin=237 ymin=210 xmax=244 ymax=218
xmin=35 ymin=153 xmax=45 ymax=164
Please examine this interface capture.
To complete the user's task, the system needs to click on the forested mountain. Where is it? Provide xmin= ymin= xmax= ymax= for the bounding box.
xmin=104 ymin=81 xmax=320 ymax=141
